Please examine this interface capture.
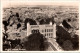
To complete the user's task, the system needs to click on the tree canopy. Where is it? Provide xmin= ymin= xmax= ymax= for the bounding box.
xmin=56 ymin=25 xmax=79 ymax=50
xmin=23 ymin=32 xmax=49 ymax=51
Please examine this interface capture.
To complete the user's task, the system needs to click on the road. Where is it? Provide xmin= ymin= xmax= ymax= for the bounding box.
xmin=48 ymin=38 xmax=63 ymax=51
xmin=47 ymin=42 xmax=57 ymax=51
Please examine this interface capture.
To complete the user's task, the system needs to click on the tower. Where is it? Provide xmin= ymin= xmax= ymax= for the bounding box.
xmin=49 ymin=21 xmax=52 ymax=25
xmin=53 ymin=23 xmax=56 ymax=41
xmin=27 ymin=22 xmax=31 ymax=36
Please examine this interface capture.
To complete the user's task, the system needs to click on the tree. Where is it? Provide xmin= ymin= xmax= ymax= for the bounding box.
xmin=56 ymin=25 xmax=79 ymax=50
xmin=71 ymin=34 xmax=79 ymax=50
xmin=23 ymin=18 xmax=37 ymax=30
xmin=3 ymin=21 xmax=9 ymax=33
xmin=62 ymin=40 xmax=73 ymax=51
xmin=23 ymin=32 xmax=49 ymax=51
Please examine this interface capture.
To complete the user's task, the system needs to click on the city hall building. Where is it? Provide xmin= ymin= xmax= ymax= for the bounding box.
xmin=27 ymin=22 xmax=56 ymax=39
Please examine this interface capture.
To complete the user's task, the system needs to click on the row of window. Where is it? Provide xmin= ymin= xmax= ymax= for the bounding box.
xmin=31 ymin=29 xmax=53 ymax=38
xmin=42 ymin=29 xmax=53 ymax=32
xmin=31 ymin=29 xmax=39 ymax=33
xmin=31 ymin=29 xmax=53 ymax=33
xmin=45 ymin=34 xmax=53 ymax=38
xmin=44 ymin=33 xmax=53 ymax=36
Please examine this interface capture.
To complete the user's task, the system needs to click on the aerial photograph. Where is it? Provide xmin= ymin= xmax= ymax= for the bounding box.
xmin=2 ymin=2 xmax=79 ymax=51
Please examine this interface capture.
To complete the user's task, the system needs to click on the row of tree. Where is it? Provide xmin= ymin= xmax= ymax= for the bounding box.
xmin=56 ymin=25 xmax=79 ymax=51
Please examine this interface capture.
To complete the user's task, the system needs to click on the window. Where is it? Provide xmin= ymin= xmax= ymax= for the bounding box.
xmin=51 ymin=29 xmax=53 ymax=32
xmin=46 ymin=34 xmax=48 ymax=37
xmin=42 ymin=30 xmax=44 ymax=33
xmin=48 ymin=29 xmax=49 ymax=32
xmin=50 ymin=36 xmax=52 ymax=38
xmin=45 ymin=29 xmax=46 ymax=32
xmin=47 ymin=29 xmax=48 ymax=32
xmin=35 ymin=30 xmax=37 ymax=33
xmin=31 ymin=30 xmax=34 ymax=33
xmin=31 ymin=29 xmax=39 ymax=33
xmin=48 ymin=29 xmax=53 ymax=32
xmin=47 ymin=33 xmax=48 ymax=36
xmin=51 ymin=33 xmax=53 ymax=35
xmin=49 ymin=33 xmax=50 ymax=36
xmin=45 ymin=34 xmax=46 ymax=36
xmin=37 ymin=30 xmax=39 ymax=33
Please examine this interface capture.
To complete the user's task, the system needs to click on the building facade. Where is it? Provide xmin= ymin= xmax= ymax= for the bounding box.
xmin=27 ymin=22 xmax=56 ymax=39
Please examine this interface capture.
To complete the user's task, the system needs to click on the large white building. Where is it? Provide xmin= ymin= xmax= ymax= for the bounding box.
xmin=27 ymin=22 xmax=56 ymax=39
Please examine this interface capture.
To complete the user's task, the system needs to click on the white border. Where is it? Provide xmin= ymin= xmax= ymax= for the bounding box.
xmin=0 ymin=0 xmax=80 ymax=52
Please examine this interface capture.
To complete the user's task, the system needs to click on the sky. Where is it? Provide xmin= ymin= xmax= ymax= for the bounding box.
xmin=1 ymin=1 xmax=79 ymax=8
